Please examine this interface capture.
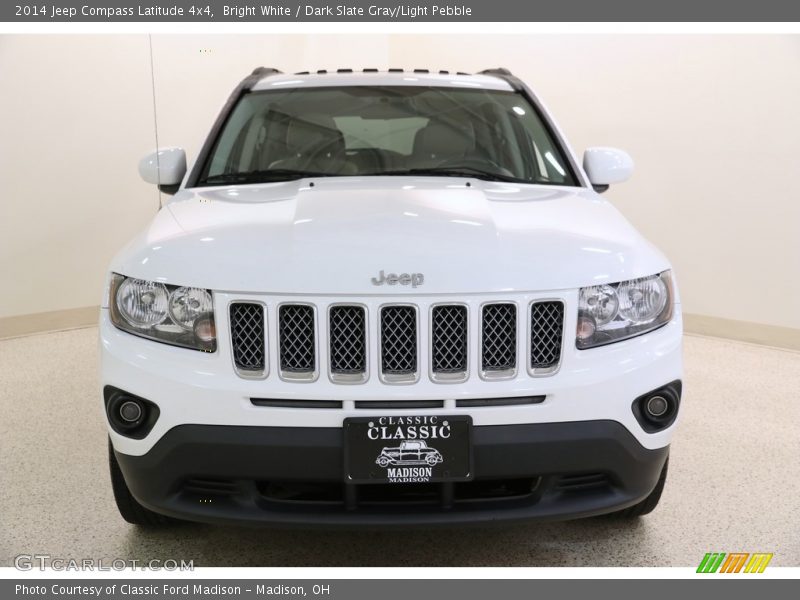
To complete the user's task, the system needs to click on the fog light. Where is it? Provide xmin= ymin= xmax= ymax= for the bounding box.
xmin=104 ymin=387 xmax=160 ymax=439
xmin=645 ymin=395 xmax=669 ymax=418
xmin=119 ymin=400 xmax=143 ymax=423
xmin=631 ymin=381 xmax=682 ymax=433
xmin=110 ymin=396 xmax=145 ymax=430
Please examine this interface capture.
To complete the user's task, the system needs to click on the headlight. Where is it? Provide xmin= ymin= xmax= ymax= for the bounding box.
xmin=109 ymin=274 xmax=216 ymax=352
xmin=577 ymin=271 xmax=673 ymax=349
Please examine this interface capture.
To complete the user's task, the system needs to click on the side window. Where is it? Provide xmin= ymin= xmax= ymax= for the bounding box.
xmin=510 ymin=104 xmax=571 ymax=184
xmin=206 ymin=98 xmax=257 ymax=177
xmin=236 ymin=113 xmax=269 ymax=171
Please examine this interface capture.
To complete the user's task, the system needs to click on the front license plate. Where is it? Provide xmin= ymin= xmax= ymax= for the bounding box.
xmin=344 ymin=415 xmax=473 ymax=484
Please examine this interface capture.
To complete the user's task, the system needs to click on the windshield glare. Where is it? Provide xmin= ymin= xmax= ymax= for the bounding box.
xmin=199 ymin=86 xmax=577 ymax=186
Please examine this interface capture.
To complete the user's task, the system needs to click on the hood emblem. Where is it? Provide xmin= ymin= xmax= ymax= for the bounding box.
xmin=371 ymin=270 xmax=424 ymax=288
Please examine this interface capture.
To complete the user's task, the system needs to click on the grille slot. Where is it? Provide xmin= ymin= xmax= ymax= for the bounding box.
xmin=431 ymin=305 xmax=468 ymax=380
xmin=530 ymin=301 xmax=564 ymax=373
xmin=556 ymin=473 xmax=610 ymax=493
xmin=456 ymin=395 xmax=545 ymax=408
xmin=329 ymin=305 xmax=367 ymax=381
xmin=183 ymin=478 xmax=238 ymax=497
xmin=256 ymin=477 xmax=542 ymax=508
xmin=278 ymin=304 xmax=316 ymax=379
xmin=481 ymin=303 xmax=517 ymax=376
xmin=380 ymin=306 xmax=418 ymax=382
xmin=229 ymin=303 xmax=266 ymax=374
xmin=251 ymin=398 xmax=343 ymax=409
xmin=355 ymin=400 xmax=444 ymax=410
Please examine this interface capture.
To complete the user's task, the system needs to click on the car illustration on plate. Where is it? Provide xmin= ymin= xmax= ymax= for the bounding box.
xmin=376 ymin=440 xmax=444 ymax=467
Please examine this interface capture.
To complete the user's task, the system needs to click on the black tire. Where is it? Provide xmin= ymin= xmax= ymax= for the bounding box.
xmin=612 ymin=456 xmax=669 ymax=518
xmin=108 ymin=439 xmax=172 ymax=527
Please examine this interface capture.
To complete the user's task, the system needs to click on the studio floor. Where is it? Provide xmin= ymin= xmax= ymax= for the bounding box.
xmin=1 ymin=327 xmax=798 ymax=567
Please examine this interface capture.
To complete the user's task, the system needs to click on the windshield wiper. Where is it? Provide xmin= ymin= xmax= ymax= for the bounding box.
xmin=368 ymin=167 xmax=528 ymax=184
xmin=199 ymin=168 xmax=336 ymax=186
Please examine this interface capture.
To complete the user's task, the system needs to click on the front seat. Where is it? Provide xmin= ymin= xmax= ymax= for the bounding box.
xmin=268 ymin=114 xmax=355 ymax=174
xmin=408 ymin=120 xmax=475 ymax=168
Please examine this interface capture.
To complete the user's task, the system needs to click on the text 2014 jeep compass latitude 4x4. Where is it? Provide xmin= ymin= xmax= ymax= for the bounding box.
xmin=102 ymin=67 xmax=682 ymax=527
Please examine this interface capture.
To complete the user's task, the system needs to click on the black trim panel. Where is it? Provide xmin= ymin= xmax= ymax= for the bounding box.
xmin=114 ymin=420 xmax=669 ymax=528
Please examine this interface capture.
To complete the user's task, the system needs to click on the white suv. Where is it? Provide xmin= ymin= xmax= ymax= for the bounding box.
xmin=102 ymin=67 xmax=682 ymax=527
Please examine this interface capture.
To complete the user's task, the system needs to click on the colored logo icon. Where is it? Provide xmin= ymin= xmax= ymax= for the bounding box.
xmin=697 ymin=553 xmax=773 ymax=573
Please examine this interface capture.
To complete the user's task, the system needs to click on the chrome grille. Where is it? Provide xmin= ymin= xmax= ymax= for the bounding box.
xmin=380 ymin=306 xmax=417 ymax=379
xmin=229 ymin=303 xmax=265 ymax=373
xmin=278 ymin=304 xmax=315 ymax=376
xmin=329 ymin=305 xmax=367 ymax=377
xmin=530 ymin=301 xmax=565 ymax=372
xmin=481 ymin=303 xmax=517 ymax=374
xmin=230 ymin=297 xmax=565 ymax=383
xmin=431 ymin=305 xmax=468 ymax=377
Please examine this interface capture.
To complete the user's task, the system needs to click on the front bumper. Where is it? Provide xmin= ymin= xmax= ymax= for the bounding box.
xmin=100 ymin=304 xmax=683 ymax=456
xmin=115 ymin=420 xmax=669 ymax=527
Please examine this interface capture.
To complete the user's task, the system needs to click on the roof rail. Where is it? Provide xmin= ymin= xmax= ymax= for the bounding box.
xmin=251 ymin=66 xmax=282 ymax=77
xmin=479 ymin=67 xmax=514 ymax=77
xmin=288 ymin=68 xmax=475 ymax=76
xmin=478 ymin=67 xmax=523 ymax=93
xmin=245 ymin=67 xmax=282 ymax=88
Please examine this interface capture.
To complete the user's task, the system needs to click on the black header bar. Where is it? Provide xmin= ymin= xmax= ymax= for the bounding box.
xmin=4 ymin=1 xmax=800 ymax=22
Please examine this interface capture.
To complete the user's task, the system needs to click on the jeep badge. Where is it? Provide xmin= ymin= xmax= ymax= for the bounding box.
xmin=371 ymin=270 xmax=424 ymax=288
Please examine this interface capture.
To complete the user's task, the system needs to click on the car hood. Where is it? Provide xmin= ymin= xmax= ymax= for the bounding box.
xmin=110 ymin=177 xmax=670 ymax=295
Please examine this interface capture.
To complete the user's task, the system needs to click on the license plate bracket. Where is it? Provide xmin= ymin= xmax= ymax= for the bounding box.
xmin=343 ymin=415 xmax=473 ymax=484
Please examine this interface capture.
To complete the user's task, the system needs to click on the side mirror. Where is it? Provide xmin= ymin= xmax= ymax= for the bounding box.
xmin=582 ymin=147 xmax=634 ymax=193
xmin=138 ymin=147 xmax=187 ymax=195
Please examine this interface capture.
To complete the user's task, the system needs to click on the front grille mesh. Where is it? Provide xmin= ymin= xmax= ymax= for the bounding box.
xmin=231 ymin=299 xmax=565 ymax=383
xmin=229 ymin=303 xmax=265 ymax=372
xmin=481 ymin=303 xmax=517 ymax=372
xmin=329 ymin=306 xmax=367 ymax=375
xmin=530 ymin=301 xmax=564 ymax=370
xmin=431 ymin=305 xmax=468 ymax=374
xmin=380 ymin=306 xmax=417 ymax=376
xmin=278 ymin=305 xmax=315 ymax=374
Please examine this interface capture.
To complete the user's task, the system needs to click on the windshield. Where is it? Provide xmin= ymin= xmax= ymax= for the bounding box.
xmin=196 ymin=86 xmax=578 ymax=186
